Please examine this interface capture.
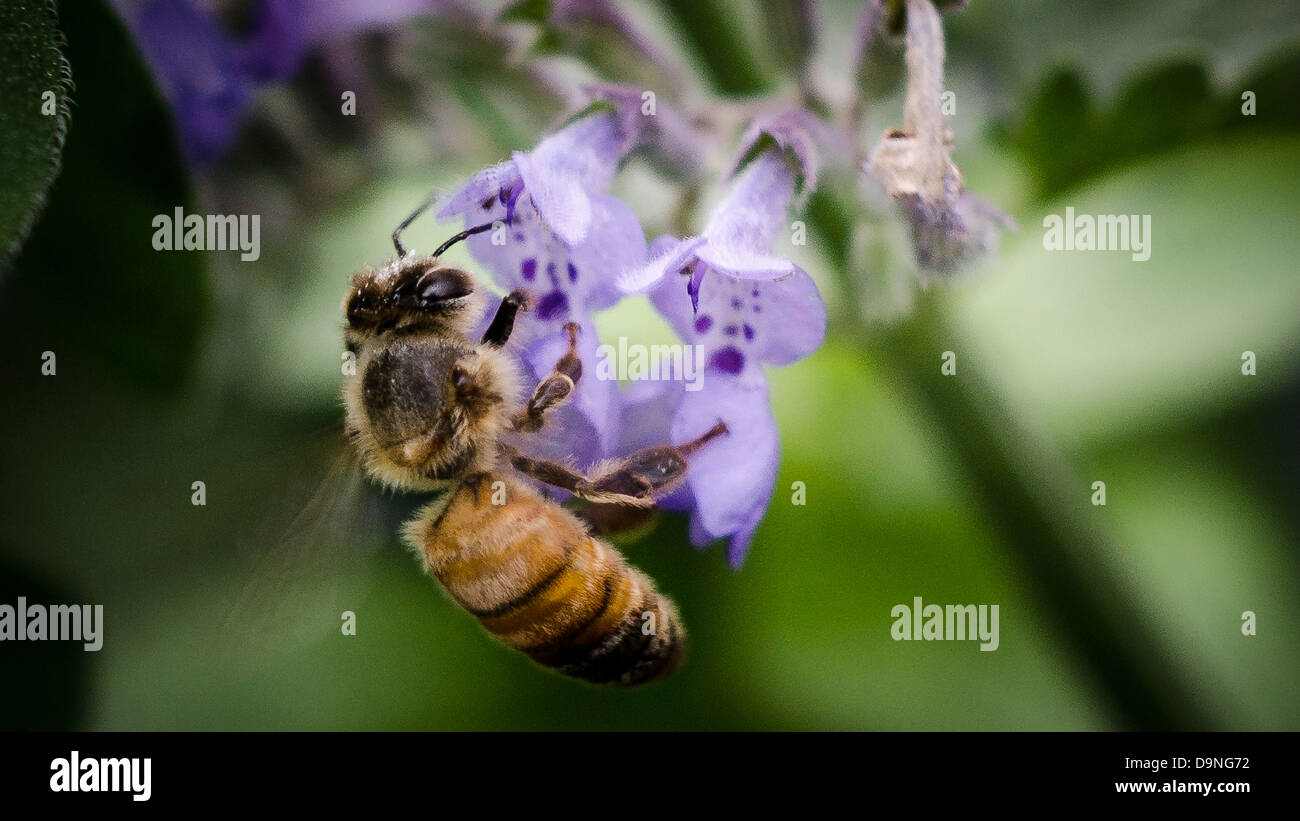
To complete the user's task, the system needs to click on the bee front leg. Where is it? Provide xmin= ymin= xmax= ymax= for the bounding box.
xmin=512 ymin=322 xmax=582 ymax=433
xmin=481 ymin=290 xmax=529 ymax=347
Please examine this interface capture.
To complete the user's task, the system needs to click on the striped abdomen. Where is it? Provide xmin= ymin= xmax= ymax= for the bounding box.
xmin=405 ymin=476 xmax=684 ymax=686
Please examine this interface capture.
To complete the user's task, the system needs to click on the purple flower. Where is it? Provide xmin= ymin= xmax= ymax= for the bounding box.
xmin=611 ymin=113 xmax=828 ymax=566
xmin=438 ymin=103 xmax=649 ymax=457
xmin=648 ymin=236 xmax=825 ymax=383
xmin=111 ymin=0 xmax=281 ymax=163
xmin=620 ymin=110 xmax=832 ymax=308
xmin=436 ymin=115 xmax=646 ymax=320
xmin=619 ymin=148 xmax=798 ymax=306
xmin=111 ymin=0 xmax=445 ymax=164
xmin=629 ymin=233 xmax=824 ymax=566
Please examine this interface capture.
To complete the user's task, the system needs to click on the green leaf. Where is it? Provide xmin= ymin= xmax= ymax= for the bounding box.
xmin=0 ymin=0 xmax=71 ymax=267
xmin=948 ymin=0 xmax=1300 ymax=101
xmin=950 ymin=134 xmax=1300 ymax=444
xmin=998 ymin=55 xmax=1300 ymax=198
xmin=9 ymin=0 xmax=208 ymax=393
xmin=498 ymin=0 xmax=550 ymax=25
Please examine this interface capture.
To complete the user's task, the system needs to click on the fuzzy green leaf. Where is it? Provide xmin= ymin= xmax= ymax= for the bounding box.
xmin=0 ymin=0 xmax=72 ymax=267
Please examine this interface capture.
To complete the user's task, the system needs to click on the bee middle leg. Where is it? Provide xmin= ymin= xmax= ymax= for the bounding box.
xmin=503 ymin=421 xmax=727 ymax=507
xmin=512 ymin=322 xmax=582 ymax=432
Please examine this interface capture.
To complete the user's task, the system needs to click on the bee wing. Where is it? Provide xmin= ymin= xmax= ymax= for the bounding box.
xmin=216 ymin=429 xmax=396 ymax=674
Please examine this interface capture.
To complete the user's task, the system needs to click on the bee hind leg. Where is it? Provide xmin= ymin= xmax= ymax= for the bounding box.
xmin=503 ymin=421 xmax=728 ymax=507
xmin=584 ymin=421 xmax=727 ymax=502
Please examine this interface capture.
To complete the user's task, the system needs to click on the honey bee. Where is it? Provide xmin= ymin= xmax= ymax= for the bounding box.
xmin=339 ymin=199 xmax=726 ymax=686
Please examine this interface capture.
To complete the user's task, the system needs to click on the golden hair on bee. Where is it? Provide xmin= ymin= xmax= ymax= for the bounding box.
xmin=340 ymin=197 xmax=726 ymax=686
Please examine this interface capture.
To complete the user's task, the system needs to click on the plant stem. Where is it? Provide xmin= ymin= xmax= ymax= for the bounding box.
xmin=865 ymin=288 xmax=1213 ymax=730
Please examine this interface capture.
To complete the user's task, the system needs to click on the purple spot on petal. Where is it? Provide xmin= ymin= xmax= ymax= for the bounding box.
xmin=694 ymin=314 xmax=713 ymax=334
xmin=514 ymin=233 xmax=525 ymax=243
xmin=724 ymin=325 xmax=738 ymax=337
xmin=743 ymin=323 xmax=755 ymax=341
xmin=753 ymin=305 xmax=761 ymax=313
xmin=708 ymin=347 xmax=745 ymax=375
xmin=536 ymin=291 xmax=569 ymax=321
xmin=567 ymin=262 xmax=578 ymax=283
xmin=751 ymin=289 xmax=760 ymax=298
xmin=731 ymin=298 xmax=743 ymax=309
xmin=521 ymin=259 xmax=536 ymax=281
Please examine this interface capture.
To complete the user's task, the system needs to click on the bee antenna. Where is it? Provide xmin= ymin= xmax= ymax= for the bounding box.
xmin=431 ymin=221 xmax=498 ymax=259
xmin=391 ymin=193 xmax=439 ymax=257
xmin=391 ymin=192 xmax=502 ymax=258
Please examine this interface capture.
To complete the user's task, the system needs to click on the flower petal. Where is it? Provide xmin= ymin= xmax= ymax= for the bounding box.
xmin=565 ymin=193 xmax=648 ymax=311
xmin=514 ymin=149 xmax=592 ymax=247
xmin=435 ymin=161 xmax=520 ymax=223
xmin=618 ymin=235 xmax=704 ymax=294
xmin=515 ymin=110 xmax=632 ymax=246
xmin=754 ymin=266 xmax=827 ymax=366
xmin=672 ymin=379 xmax=778 ymax=547
xmin=667 ymin=266 xmax=824 ymax=378
xmin=647 ymin=258 xmax=697 ymax=343
xmin=701 ymin=149 xmax=798 ymax=266
xmin=114 ymin=0 xmax=252 ymax=163
xmin=693 ymin=243 xmax=794 ymax=281
xmin=459 ymin=190 xmax=643 ymax=319
xmin=727 ymin=109 xmax=835 ymax=197
xmin=725 ymin=504 xmax=765 ymax=568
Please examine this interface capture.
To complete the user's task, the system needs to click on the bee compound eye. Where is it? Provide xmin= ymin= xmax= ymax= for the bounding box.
xmin=416 ymin=269 xmax=473 ymax=304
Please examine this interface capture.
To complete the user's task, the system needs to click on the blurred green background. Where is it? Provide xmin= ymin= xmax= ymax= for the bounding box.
xmin=2 ymin=0 xmax=1298 ymax=730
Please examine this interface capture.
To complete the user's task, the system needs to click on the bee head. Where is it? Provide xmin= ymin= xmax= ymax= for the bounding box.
xmin=345 ymin=257 xmax=482 ymax=338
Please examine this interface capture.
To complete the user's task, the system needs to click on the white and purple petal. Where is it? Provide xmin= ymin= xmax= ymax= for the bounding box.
xmin=671 ymin=379 xmax=778 ymax=565
xmin=435 ymin=161 xmax=520 ymax=224
xmin=751 ymin=266 xmax=826 ymax=366
xmin=516 ymin=110 xmax=631 ymax=245
xmin=617 ymin=235 xmax=704 ymax=295
xmin=700 ymin=150 xmax=798 ymax=268
xmin=564 ymin=193 xmax=649 ymax=311
xmin=693 ymin=243 xmax=794 ymax=282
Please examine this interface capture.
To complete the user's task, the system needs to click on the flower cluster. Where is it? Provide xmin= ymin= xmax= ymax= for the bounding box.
xmin=439 ymin=98 xmax=827 ymax=567
xmin=110 ymin=0 xmax=439 ymax=163
xmin=112 ymin=0 xmax=1009 ymax=569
